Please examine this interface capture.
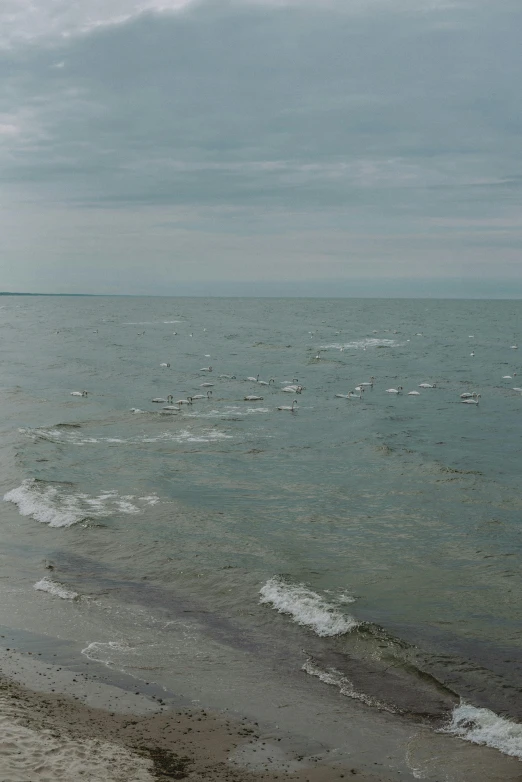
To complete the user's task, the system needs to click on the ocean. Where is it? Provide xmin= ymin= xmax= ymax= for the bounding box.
xmin=1 ymin=295 xmax=521 ymax=776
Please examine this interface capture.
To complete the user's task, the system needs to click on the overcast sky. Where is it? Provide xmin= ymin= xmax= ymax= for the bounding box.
xmin=1 ymin=0 xmax=521 ymax=295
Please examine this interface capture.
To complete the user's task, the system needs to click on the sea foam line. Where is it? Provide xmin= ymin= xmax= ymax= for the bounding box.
xmin=4 ymin=480 xmax=160 ymax=528
xmin=442 ymin=702 xmax=522 ymax=760
xmin=302 ymin=659 xmax=395 ymax=713
xmin=259 ymin=576 xmax=358 ymax=637
xmin=33 ymin=577 xmax=78 ymax=600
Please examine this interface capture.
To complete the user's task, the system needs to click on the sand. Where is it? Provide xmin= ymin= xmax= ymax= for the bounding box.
xmin=0 ymin=647 xmax=393 ymax=782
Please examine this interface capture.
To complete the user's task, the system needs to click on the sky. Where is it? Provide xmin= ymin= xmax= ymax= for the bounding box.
xmin=1 ymin=0 xmax=521 ymax=296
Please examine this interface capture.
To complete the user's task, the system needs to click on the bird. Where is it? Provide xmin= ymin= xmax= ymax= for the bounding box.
xmin=245 ymin=395 xmax=263 ymax=401
xmin=246 ymin=375 xmax=260 ymax=382
xmin=192 ymin=391 xmax=212 ymax=399
xmin=200 ymin=366 xmax=212 ymax=372
xmin=359 ymin=377 xmax=375 ymax=388
xmin=511 ymin=345 xmax=518 ymax=349
xmin=200 ymin=382 xmax=214 ymax=387
xmin=162 ymin=405 xmax=181 ymax=411
xmin=460 ymin=392 xmax=478 ymax=399
xmin=408 ymin=391 xmax=421 ymax=396
xmin=258 ymin=378 xmax=275 ymax=386
xmin=176 ymin=397 xmax=193 ymax=405
xmin=347 ymin=391 xmax=364 ymax=399
xmin=160 ymin=363 xmax=170 ymax=368
xmin=461 ymin=394 xmax=481 ymax=404
xmin=152 ymin=395 xmax=173 ymax=403
xmin=70 ymin=390 xmax=88 ymax=397
xmin=419 ymin=383 xmax=436 ymax=388
xmin=282 ymin=385 xmax=302 ymax=393
xmin=502 ymin=374 xmax=516 ymax=379
xmin=470 ymin=352 xmax=475 ymax=357
xmin=386 ymin=387 xmax=403 ymax=394
xmin=219 ymin=375 xmax=236 ymax=380
xmin=513 ymin=387 xmax=522 ymax=392
xmin=277 ymin=400 xmax=298 ymax=411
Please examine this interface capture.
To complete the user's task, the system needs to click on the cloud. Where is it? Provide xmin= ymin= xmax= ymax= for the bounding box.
xmin=0 ymin=0 xmax=521 ymax=291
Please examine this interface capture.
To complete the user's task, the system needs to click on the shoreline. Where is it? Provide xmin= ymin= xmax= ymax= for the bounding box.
xmin=0 ymin=645 xmax=393 ymax=782
xmin=1 ymin=640 xmax=522 ymax=782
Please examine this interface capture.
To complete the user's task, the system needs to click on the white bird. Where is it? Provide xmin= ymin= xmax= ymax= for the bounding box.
xmin=408 ymin=391 xmax=421 ymax=396
xmin=419 ymin=383 xmax=436 ymax=388
xmin=219 ymin=374 xmax=236 ymax=380
xmin=470 ymin=352 xmax=475 ymax=356
xmin=511 ymin=345 xmax=518 ymax=349
xmin=258 ymin=378 xmax=275 ymax=386
xmin=152 ymin=395 xmax=173 ymax=403
xmin=200 ymin=382 xmax=214 ymax=387
xmin=359 ymin=377 xmax=375 ymax=387
xmin=70 ymin=390 xmax=88 ymax=397
xmin=460 ymin=392 xmax=478 ymax=399
xmin=282 ymin=385 xmax=303 ymax=393
xmin=513 ymin=387 xmax=522 ymax=392
xmin=192 ymin=391 xmax=212 ymax=399
xmin=348 ymin=391 xmax=364 ymax=399
xmin=461 ymin=395 xmax=480 ymax=404
xmin=386 ymin=387 xmax=403 ymax=394
xmin=200 ymin=366 xmax=212 ymax=372
xmin=502 ymin=374 xmax=516 ymax=379
xmin=162 ymin=405 xmax=181 ymax=411
xmin=160 ymin=363 xmax=170 ymax=368
xmin=277 ymin=400 xmax=298 ymax=411
xmin=246 ymin=375 xmax=260 ymax=382
xmin=245 ymin=395 xmax=263 ymax=401
xmin=176 ymin=397 xmax=193 ymax=405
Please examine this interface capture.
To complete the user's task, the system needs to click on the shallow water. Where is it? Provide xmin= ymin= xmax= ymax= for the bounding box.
xmin=1 ymin=295 xmax=521 ymax=772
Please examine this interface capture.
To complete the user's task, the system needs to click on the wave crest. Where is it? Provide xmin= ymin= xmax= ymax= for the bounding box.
xmin=259 ymin=576 xmax=358 ymax=637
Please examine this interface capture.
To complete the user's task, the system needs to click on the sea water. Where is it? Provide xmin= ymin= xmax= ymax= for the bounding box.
xmin=0 ymin=295 xmax=521 ymax=772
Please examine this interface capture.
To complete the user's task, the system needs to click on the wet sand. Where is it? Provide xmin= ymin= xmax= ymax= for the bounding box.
xmin=0 ymin=646 xmax=396 ymax=782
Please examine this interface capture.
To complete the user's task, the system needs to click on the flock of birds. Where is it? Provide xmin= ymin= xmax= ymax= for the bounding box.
xmin=68 ymin=330 xmax=522 ymax=413
xmin=68 ymin=364 xmax=502 ymax=412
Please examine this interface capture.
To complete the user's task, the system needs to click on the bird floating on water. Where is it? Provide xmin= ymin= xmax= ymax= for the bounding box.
xmin=386 ymin=387 xmax=403 ymax=394
xmin=245 ymin=395 xmax=263 ymax=401
xmin=71 ymin=390 xmax=88 ymax=397
xmin=277 ymin=400 xmax=298 ymax=411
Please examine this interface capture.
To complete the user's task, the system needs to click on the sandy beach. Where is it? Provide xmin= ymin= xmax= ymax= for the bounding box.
xmin=0 ymin=647 xmax=393 ymax=782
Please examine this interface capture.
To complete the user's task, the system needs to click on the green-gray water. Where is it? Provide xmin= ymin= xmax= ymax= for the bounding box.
xmin=1 ymin=296 xmax=521 ymax=768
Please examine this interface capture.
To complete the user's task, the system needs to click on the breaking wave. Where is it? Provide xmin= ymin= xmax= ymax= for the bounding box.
xmin=4 ymin=480 xmax=160 ymax=527
xmin=259 ymin=576 xmax=358 ymax=637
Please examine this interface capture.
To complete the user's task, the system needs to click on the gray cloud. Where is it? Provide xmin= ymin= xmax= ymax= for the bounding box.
xmin=1 ymin=0 xmax=521 ymax=293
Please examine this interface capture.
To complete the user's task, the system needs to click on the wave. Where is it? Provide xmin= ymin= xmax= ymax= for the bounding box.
xmin=442 ymin=702 xmax=522 ymax=760
xmin=259 ymin=576 xmax=358 ymax=637
xmin=185 ymin=407 xmax=269 ymax=419
xmin=20 ymin=427 xmax=232 ymax=446
xmin=142 ymin=429 xmax=233 ymax=443
xmin=302 ymin=658 xmax=395 ymax=713
xmin=81 ymin=640 xmax=137 ymax=668
xmin=3 ymin=480 xmax=160 ymax=527
xmin=319 ymin=338 xmax=402 ymax=350
xmin=33 ymin=577 xmax=78 ymax=600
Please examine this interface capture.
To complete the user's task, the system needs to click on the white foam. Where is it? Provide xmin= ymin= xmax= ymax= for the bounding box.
xmin=33 ymin=577 xmax=78 ymax=600
xmin=319 ymin=338 xmax=401 ymax=350
xmin=4 ymin=480 xmax=160 ymax=527
xmin=259 ymin=577 xmax=358 ymax=637
xmin=81 ymin=641 xmax=137 ymax=668
xmin=142 ymin=429 xmax=232 ymax=443
xmin=442 ymin=702 xmax=522 ymax=760
xmin=186 ymin=406 xmax=269 ymax=419
xmin=302 ymin=659 xmax=394 ymax=712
